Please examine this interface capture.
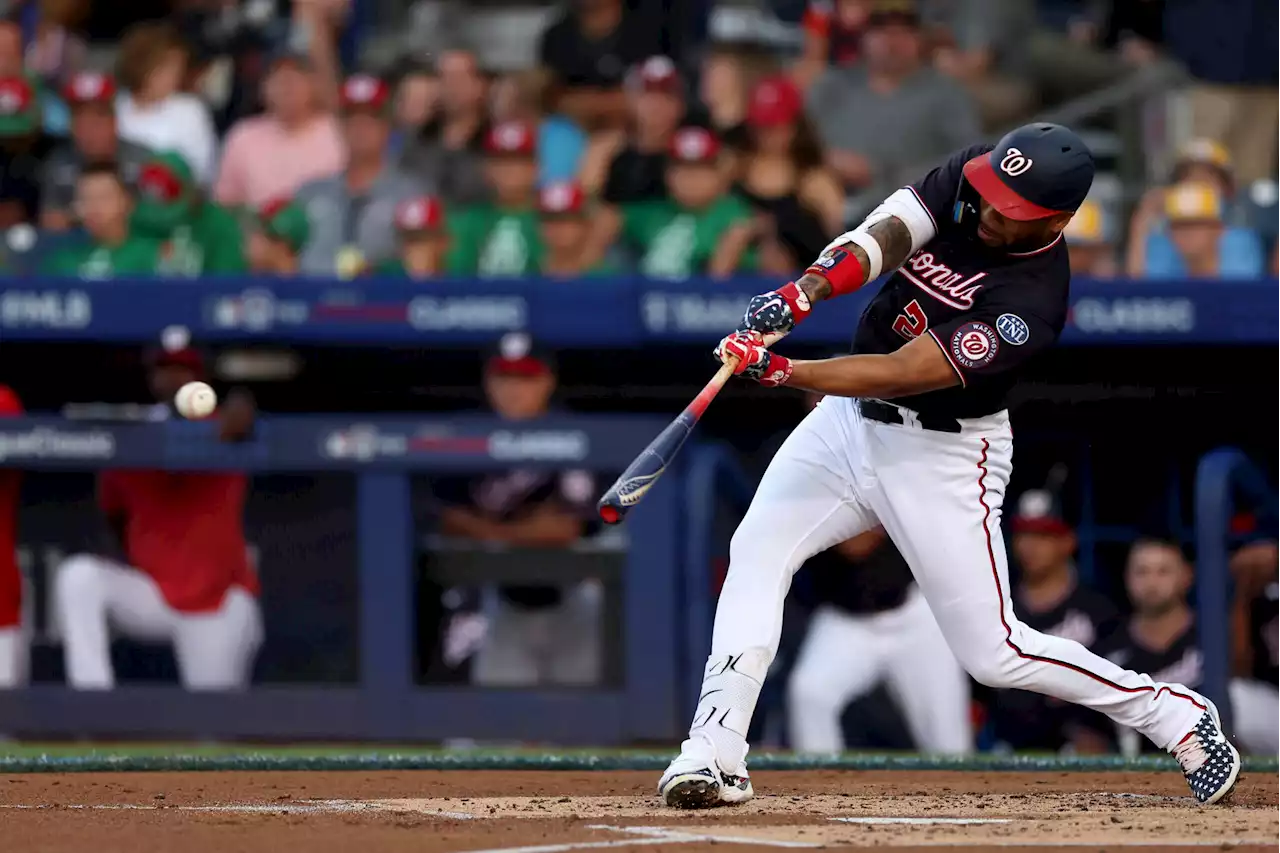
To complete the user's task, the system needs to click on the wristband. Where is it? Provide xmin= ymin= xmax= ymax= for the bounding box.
xmin=805 ymin=246 xmax=868 ymax=297
xmin=776 ymin=281 xmax=813 ymax=323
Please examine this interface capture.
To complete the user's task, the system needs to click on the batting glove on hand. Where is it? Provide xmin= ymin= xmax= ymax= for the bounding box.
xmin=739 ymin=281 xmax=812 ymax=336
xmin=715 ymin=332 xmax=793 ymax=387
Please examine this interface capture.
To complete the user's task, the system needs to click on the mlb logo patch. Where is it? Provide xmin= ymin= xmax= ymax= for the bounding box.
xmin=996 ymin=313 xmax=1030 ymax=345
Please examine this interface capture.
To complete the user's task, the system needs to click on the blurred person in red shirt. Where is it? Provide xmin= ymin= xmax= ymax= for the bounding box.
xmin=0 ymin=385 xmax=25 ymax=688
xmin=54 ymin=338 xmax=262 ymax=691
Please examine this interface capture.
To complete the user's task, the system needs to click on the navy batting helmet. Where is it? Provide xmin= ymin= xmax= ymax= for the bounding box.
xmin=963 ymin=123 xmax=1095 ymax=221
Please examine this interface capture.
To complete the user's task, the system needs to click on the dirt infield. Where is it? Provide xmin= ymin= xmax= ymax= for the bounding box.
xmin=0 ymin=770 xmax=1275 ymax=852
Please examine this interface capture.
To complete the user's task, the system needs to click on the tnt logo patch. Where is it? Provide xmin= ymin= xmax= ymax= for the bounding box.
xmin=996 ymin=313 xmax=1030 ymax=345
xmin=950 ymin=322 xmax=999 ymax=369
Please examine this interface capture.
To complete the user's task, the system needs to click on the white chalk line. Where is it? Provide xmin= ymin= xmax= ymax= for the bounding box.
xmin=831 ymin=817 xmax=1012 ymax=825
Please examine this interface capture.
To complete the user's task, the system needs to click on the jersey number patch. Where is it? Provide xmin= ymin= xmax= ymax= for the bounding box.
xmin=892 ymin=299 xmax=928 ymax=340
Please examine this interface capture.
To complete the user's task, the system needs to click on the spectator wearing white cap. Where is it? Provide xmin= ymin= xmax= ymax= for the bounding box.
xmin=1133 ymin=182 xmax=1265 ymax=280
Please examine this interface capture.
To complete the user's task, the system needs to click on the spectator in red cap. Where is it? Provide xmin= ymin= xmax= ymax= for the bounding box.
xmin=582 ymin=56 xmax=685 ymax=203
xmin=736 ymin=75 xmax=845 ymax=269
xmin=375 ymin=196 xmax=451 ymax=279
xmin=55 ymin=330 xmax=262 ymax=692
xmin=589 ymin=126 xmax=756 ymax=279
xmin=0 ymin=384 xmax=24 ymax=688
xmin=215 ymin=51 xmax=345 ymax=210
xmin=538 ymin=180 xmax=609 ymax=277
xmin=294 ymin=73 xmax=429 ymax=277
xmin=446 ymin=120 xmax=542 ymax=277
xmin=41 ymin=72 xmax=154 ymax=231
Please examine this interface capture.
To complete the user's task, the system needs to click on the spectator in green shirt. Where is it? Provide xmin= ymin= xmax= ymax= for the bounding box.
xmin=41 ymin=162 xmax=163 ymax=277
xmin=376 ymin=196 xmax=452 ymax=279
xmin=132 ymin=150 xmax=247 ymax=276
xmin=588 ymin=126 xmax=757 ymax=279
xmin=247 ymin=197 xmax=310 ymax=275
xmin=537 ymin=180 xmax=612 ymax=277
xmin=447 ymin=120 xmax=543 ymax=277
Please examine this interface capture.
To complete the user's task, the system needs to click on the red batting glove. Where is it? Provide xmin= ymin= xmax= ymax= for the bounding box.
xmin=714 ymin=332 xmax=793 ymax=387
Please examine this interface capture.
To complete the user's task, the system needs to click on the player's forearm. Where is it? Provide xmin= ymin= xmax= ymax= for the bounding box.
xmin=786 ymin=354 xmax=923 ymax=398
xmin=785 ymin=336 xmax=959 ymax=398
xmin=797 ymin=215 xmax=915 ymax=305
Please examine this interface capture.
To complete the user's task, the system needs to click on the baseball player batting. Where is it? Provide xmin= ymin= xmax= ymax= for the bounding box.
xmin=658 ymin=123 xmax=1241 ymax=809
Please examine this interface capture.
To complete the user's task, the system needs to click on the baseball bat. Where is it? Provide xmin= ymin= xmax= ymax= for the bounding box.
xmin=597 ymin=332 xmax=784 ymax=524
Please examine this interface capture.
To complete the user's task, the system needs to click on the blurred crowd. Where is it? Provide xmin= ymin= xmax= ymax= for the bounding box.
xmin=0 ymin=0 xmax=1272 ymax=280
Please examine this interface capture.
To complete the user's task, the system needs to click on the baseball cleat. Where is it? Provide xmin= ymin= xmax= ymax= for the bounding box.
xmin=1171 ymin=701 xmax=1241 ymax=805
xmin=658 ymin=743 xmax=753 ymax=809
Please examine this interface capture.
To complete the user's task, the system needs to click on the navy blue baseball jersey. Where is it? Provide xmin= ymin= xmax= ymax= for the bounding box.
xmin=851 ymin=144 xmax=1071 ymax=419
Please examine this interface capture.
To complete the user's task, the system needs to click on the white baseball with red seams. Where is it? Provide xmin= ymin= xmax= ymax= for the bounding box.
xmin=174 ymin=381 xmax=217 ymax=419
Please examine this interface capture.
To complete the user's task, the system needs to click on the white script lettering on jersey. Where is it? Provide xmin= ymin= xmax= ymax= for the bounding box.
xmin=899 ymin=250 xmax=988 ymax=309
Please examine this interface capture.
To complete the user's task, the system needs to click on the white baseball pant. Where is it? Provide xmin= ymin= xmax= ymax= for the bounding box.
xmin=787 ymin=586 xmax=971 ymax=753
xmin=55 ymin=554 xmax=262 ymax=691
xmin=1228 ymin=677 xmax=1279 ymax=754
xmin=0 ymin=624 xmax=27 ymax=688
xmin=471 ymin=581 xmax=603 ymax=686
xmin=686 ymin=395 xmax=1207 ymax=772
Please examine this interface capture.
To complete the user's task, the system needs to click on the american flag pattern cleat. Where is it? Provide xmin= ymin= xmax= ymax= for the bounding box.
xmin=1171 ymin=703 xmax=1242 ymax=805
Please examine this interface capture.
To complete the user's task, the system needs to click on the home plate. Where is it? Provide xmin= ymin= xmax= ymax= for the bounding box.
xmin=831 ymin=817 xmax=1012 ymax=825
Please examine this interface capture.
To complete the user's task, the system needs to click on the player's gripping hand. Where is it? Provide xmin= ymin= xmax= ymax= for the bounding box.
xmin=715 ymin=332 xmax=793 ymax=387
xmin=739 ymin=281 xmax=812 ymax=336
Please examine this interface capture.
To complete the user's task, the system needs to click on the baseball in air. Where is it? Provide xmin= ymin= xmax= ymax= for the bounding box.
xmin=174 ymin=381 xmax=217 ymax=419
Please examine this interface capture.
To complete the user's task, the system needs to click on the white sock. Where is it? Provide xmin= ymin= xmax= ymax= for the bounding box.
xmin=687 ymin=648 xmax=770 ymax=772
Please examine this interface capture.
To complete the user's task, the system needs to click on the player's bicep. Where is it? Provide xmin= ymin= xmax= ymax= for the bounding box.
xmin=927 ymin=310 xmax=1055 ymax=387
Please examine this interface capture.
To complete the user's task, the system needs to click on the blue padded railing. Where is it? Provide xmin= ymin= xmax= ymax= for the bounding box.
xmin=1194 ymin=448 xmax=1277 ymax=731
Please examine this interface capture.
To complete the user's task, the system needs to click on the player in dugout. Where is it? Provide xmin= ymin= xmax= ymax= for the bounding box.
xmin=429 ymin=333 xmax=602 ymax=685
xmin=54 ymin=331 xmax=263 ymax=691
xmin=1095 ymin=538 xmax=1205 ymax=756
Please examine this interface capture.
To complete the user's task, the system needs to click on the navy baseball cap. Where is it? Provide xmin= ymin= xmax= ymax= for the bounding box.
xmin=963 ymin=123 xmax=1095 ymax=221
